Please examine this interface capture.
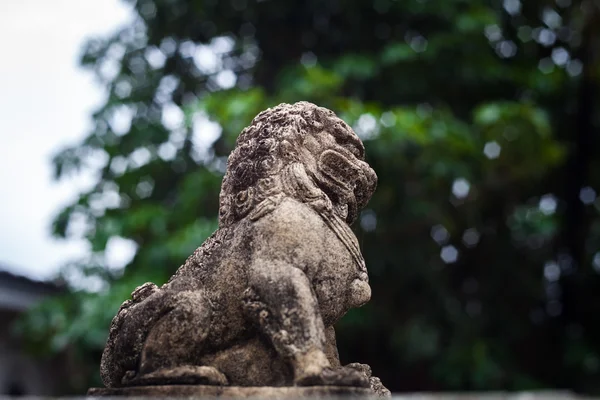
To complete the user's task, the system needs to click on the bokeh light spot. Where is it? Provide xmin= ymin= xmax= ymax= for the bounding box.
xmin=130 ymin=148 xmax=151 ymax=168
xmin=544 ymin=260 xmax=561 ymax=282
xmin=431 ymin=224 xmax=449 ymax=244
xmin=593 ymin=252 xmax=600 ymax=273
xmin=539 ymin=194 xmax=557 ymax=215
xmin=503 ymin=0 xmax=521 ymax=15
xmin=409 ymin=35 xmax=428 ymax=53
xmin=214 ymin=70 xmax=237 ymax=89
xmin=158 ymin=142 xmax=177 ymax=161
xmin=535 ymin=28 xmax=556 ymax=47
xmin=193 ymin=44 xmax=220 ymax=73
xmin=135 ymin=177 xmax=154 ymax=199
xmin=360 ymin=209 xmax=377 ymax=232
xmin=105 ymin=236 xmax=138 ymax=271
xmin=542 ymin=8 xmax=562 ymax=29
xmin=551 ymin=47 xmax=569 ymax=66
xmin=452 ymin=178 xmax=470 ymax=199
xmin=566 ymin=59 xmax=583 ymax=77
xmin=355 ymin=113 xmax=378 ymax=140
xmin=110 ymin=156 xmax=128 ymax=176
xmin=579 ymin=186 xmax=597 ymax=205
xmin=538 ymin=57 xmax=555 ymax=74
xmin=484 ymin=25 xmax=502 ymax=42
xmin=483 ymin=141 xmax=501 ymax=159
xmin=380 ymin=111 xmax=396 ymax=127
xmin=441 ymin=245 xmax=458 ymax=264
xmin=145 ymin=46 xmax=166 ymax=69
xmin=462 ymin=228 xmax=480 ymax=248
xmin=496 ymin=40 xmax=517 ymax=58
xmin=162 ymin=103 xmax=184 ymax=130
xmin=300 ymin=52 xmax=318 ymax=68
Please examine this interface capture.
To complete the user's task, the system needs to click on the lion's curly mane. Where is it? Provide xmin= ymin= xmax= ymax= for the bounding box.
xmin=218 ymin=101 xmax=361 ymax=227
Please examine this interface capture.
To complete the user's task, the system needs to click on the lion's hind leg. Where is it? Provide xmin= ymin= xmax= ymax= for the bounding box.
xmin=126 ymin=290 xmax=228 ymax=386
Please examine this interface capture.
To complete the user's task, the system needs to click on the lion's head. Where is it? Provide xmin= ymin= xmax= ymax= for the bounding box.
xmin=219 ymin=101 xmax=377 ymax=227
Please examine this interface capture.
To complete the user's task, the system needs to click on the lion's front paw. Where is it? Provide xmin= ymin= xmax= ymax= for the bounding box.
xmin=345 ymin=362 xmax=391 ymax=398
xmin=345 ymin=362 xmax=372 ymax=378
xmin=295 ymin=366 xmax=369 ymax=388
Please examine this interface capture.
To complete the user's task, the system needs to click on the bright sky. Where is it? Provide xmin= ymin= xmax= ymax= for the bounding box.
xmin=0 ymin=0 xmax=132 ymax=280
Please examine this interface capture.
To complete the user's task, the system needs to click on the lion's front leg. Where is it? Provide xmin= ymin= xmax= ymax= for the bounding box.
xmin=324 ymin=326 xmax=341 ymax=368
xmin=325 ymin=327 xmax=390 ymax=396
xmin=242 ymin=260 xmax=368 ymax=387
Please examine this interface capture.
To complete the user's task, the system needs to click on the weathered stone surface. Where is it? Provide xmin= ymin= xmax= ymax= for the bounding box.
xmin=87 ymin=385 xmax=373 ymax=398
xmin=85 ymin=389 xmax=589 ymax=399
xmin=97 ymin=102 xmax=388 ymax=397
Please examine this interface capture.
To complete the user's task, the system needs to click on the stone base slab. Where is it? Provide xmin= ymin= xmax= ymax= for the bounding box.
xmin=87 ymin=385 xmax=374 ymax=398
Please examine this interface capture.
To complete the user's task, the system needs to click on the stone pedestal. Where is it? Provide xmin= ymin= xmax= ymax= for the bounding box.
xmin=88 ymin=385 xmax=374 ymax=398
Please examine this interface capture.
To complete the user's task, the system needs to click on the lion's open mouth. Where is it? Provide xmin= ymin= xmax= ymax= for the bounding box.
xmin=315 ymin=149 xmax=376 ymax=224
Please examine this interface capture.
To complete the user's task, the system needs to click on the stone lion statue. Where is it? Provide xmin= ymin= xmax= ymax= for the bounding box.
xmin=100 ymin=101 xmax=389 ymax=396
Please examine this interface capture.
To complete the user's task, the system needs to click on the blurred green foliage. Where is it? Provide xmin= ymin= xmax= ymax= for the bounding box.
xmin=16 ymin=0 xmax=600 ymax=394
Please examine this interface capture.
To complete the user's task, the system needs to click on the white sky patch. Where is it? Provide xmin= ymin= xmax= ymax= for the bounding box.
xmin=105 ymin=236 xmax=138 ymax=270
xmin=0 ymin=0 xmax=132 ymax=280
xmin=191 ymin=113 xmax=222 ymax=162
